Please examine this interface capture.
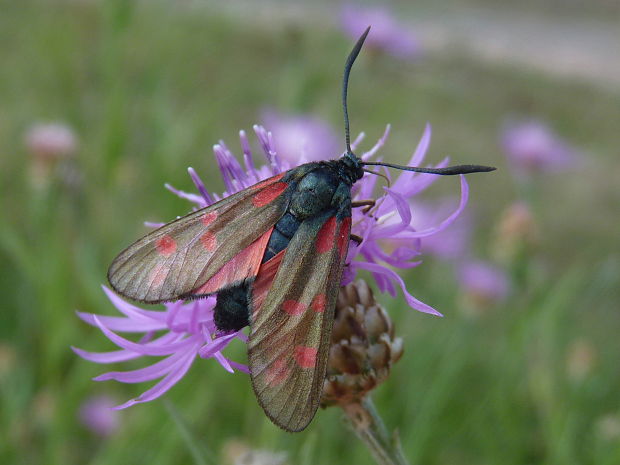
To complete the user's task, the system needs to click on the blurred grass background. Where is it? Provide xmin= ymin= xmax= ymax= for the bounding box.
xmin=1 ymin=0 xmax=619 ymax=464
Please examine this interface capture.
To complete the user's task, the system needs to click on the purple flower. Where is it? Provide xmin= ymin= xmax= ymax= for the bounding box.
xmin=78 ymin=394 xmax=121 ymax=437
xmin=76 ymin=122 xmax=469 ymax=406
xmin=457 ymin=260 xmax=510 ymax=305
xmin=340 ymin=4 xmax=422 ymax=60
xmin=501 ymin=120 xmax=579 ymax=175
xmin=260 ymin=109 xmax=340 ymax=163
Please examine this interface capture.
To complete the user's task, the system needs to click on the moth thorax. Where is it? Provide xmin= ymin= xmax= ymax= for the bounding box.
xmin=289 ymin=170 xmax=340 ymax=219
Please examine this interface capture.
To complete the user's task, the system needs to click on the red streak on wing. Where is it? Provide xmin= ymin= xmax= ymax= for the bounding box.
xmin=315 ymin=217 xmax=337 ymax=254
xmin=337 ymin=217 xmax=352 ymax=259
xmin=202 ymin=211 xmax=218 ymax=226
xmin=194 ymin=227 xmax=273 ymax=295
xmin=155 ymin=235 xmax=177 ymax=256
xmin=282 ymin=300 xmax=307 ymax=316
xmin=252 ymin=173 xmax=285 ymax=190
xmin=252 ymin=182 xmax=288 ymax=208
xmin=310 ymin=294 xmax=326 ymax=313
xmin=294 ymin=346 xmax=318 ymax=369
xmin=251 ymin=249 xmax=286 ymax=317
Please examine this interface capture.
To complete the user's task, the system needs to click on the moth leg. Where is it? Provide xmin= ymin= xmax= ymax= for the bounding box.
xmin=352 ymin=199 xmax=375 ymax=208
xmin=352 ymin=199 xmax=375 ymax=215
xmin=350 ymin=234 xmax=363 ymax=245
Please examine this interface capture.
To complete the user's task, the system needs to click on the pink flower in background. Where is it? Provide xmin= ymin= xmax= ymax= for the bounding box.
xmin=340 ymin=4 xmax=421 ymax=60
xmin=260 ymin=109 xmax=340 ymax=163
xmin=78 ymin=394 xmax=120 ymax=437
xmin=501 ymin=120 xmax=579 ymax=175
xmin=25 ymin=122 xmax=77 ymax=160
xmin=457 ymin=260 xmax=510 ymax=305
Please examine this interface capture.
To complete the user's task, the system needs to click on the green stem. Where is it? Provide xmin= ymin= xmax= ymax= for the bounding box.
xmin=341 ymin=396 xmax=410 ymax=465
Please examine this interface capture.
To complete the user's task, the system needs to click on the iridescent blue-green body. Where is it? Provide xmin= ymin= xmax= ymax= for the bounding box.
xmin=213 ymin=154 xmax=364 ymax=332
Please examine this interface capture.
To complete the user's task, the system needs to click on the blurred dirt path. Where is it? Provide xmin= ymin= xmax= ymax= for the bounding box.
xmin=410 ymin=8 xmax=620 ymax=90
xmin=212 ymin=1 xmax=620 ymax=90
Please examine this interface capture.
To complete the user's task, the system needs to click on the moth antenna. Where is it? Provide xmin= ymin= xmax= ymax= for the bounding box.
xmin=343 ymin=26 xmax=371 ymax=155
xmin=362 ymin=162 xmax=496 ymax=175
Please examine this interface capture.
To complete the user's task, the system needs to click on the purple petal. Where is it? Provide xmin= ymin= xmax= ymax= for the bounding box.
xmin=213 ymin=352 xmax=234 ymax=373
xmin=94 ymin=348 xmax=194 ymax=383
xmin=164 ymin=183 xmax=205 ymax=206
xmin=361 ymin=125 xmax=391 ymax=160
xmin=188 ymin=167 xmax=213 ymax=205
xmin=102 ymin=286 xmax=169 ymax=322
xmin=354 ymin=261 xmax=443 ymax=316
xmin=144 ymin=221 xmax=165 ymax=228
xmin=368 ymin=187 xmax=412 ymax=239
xmin=76 ymin=311 xmax=166 ymax=332
xmin=228 ymin=360 xmax=250 ymax=374
xmin=198 ymin=332 xmax=237 ymax=358
xmin=72 ymin=346 xmax=144 ymax=364
xmin=113 ymin=350 xmax=197 ymax=409
xmin=349 ymin=131 xmax=365 ymax=151
xmin=93 ymin=316 xmax=194 ymax=356
xmin=239 ymin=130 xmax=256 ymax=173
xmin=391 ymin=124 xmax=432 ymax=193
xmin=407 ymin=175 xmax=469 ymax=238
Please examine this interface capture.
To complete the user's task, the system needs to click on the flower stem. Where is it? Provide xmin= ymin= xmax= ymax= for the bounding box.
xmin=341 ymin=396 xmax=410 ymax=465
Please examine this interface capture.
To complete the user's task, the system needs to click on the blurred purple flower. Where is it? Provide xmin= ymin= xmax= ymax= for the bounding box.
xmin=260 ymin=109 xmax=340 ymax=163
xmin=25 ymin=122 xmax=77 ymax=160
xmin=76 ymin=122 xmax=470 ymax=406
xmin=78 ymin=394 xmax=120 ymax=437
xmin=340 ymin=4 xmax=421 ymax=60
xmin=457 ymin=260 xmax=510 ymax=305
xmin=501 ymin=120 xmax=579 ymax=175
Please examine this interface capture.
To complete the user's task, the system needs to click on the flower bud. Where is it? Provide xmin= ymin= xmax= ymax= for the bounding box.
xmin=322 ymin=280 xmax=403 ymax=407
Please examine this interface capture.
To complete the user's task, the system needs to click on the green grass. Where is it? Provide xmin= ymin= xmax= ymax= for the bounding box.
xmin=1 ymin=1 xmax=620 ymax=464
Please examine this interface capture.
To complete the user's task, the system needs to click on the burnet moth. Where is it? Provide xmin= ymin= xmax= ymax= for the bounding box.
xmin=108 ymin=27 xmax=495 ymax=432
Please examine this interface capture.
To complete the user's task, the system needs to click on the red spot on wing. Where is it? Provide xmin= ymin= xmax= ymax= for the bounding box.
xmin=294 ymin=346 xmax=318 ymax=369
xmin=337 ymin=217 xmax=352 ymax=259
xmin=252 ymin=182 xmax=288 ymax=208
xmin=202 ymin=211 xmax=218 ymax=226
xmin=156 ymin=235 xmax=177 ymax=256
xmin=311 ymin=294 xmax=326 ymax=313
xmin=200 ymin=231 xmax=217 ymax=251
xmin=265 ymin=358 xmax=290 ymax=386
xmin=282 ymin=300 xmax=307 ymax=316
xmin=316 ymin=217 xmax=337 ymax=253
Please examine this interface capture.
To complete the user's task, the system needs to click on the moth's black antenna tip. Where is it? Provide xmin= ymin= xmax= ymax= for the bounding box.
xmin=343 ymin=26 xmax=371 ymax=155
xmin=361 ymin=162 xmax=498 ymax=176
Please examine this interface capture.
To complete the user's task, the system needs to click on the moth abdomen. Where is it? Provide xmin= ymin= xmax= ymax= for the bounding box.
xmin=213 ymin=282 xmax=252 ymax=332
